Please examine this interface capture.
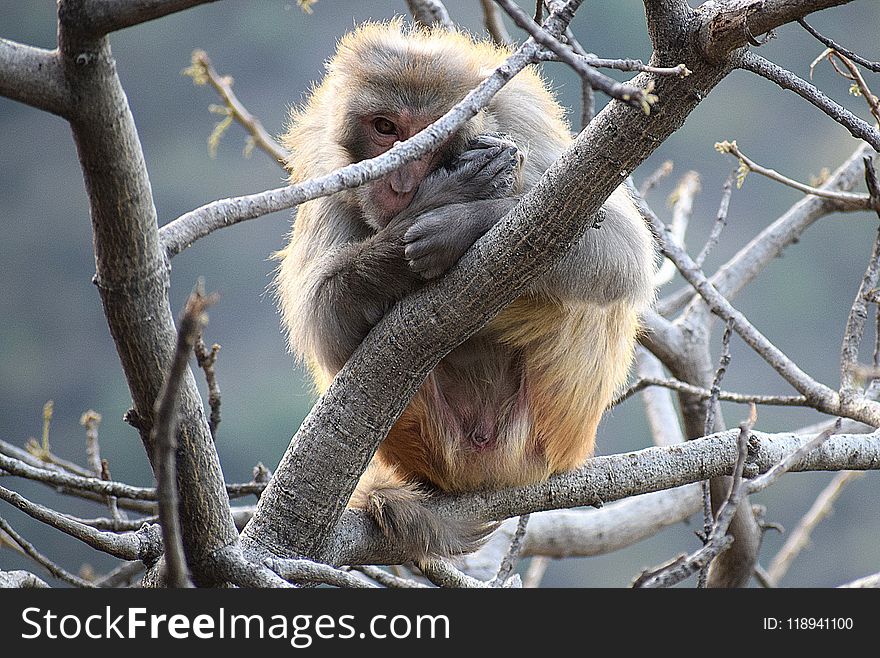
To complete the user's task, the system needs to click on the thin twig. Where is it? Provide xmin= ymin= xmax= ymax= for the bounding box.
xmin=481 ymin=0 xmax=513 ymax=45
xmin=613 ymin=377 xmax=808 ymax=409
xmin=766 ymin=470 xmax=863 ymax=585
xmin=655 ymin=171 xmax=700 ymax=287
xmin=821 ymin=51 xmax=880 ymax=127
xmin=639 ymin=160 xmax=674 ymax=198
xmin=490 ymin=513 xmax=530 ymax=586
xmin=695 ymin=172 xmax=734 ymax=267
xmin=183 ymin=50 xmax=288 ymax=167
xmin=748 ymin=419 xmax=843 ymax=494
xmin=265 ymin=558 xmax=376 ymax=588
xmin=637 ymin=407 xmax=755 ymax=588
xmin=739 ymin=52 xmax=880 ymax=152
xmin=522 ymin=556 xmax=551 ymax=588
xmin=715 ymin=140 xmax=874 ymax=211
xmin=643 ymin=203 xmax=880 ymax=428
xmin=798 ymin=19 xmax=880 ymax=73
xmin=698 ymin=323 xmax=732 ymax=588
xmin=93 ymin=561 xmax=145 ymax=588
xmin=753 ymin=563 xmax=777 ymax=588
xmin=153 ymin=285 xmax=217 ymax=588
xmin=350 ymin=565 xmax=429 ymax=588
xmin=495 ymin=0 xmax=657 ymax=113
xmin=840 ymin=164 xmax=880 ymax=397
xmin=0 ymin=516 xmax=95 ymax=588
xmin=194 ymin=337 xmax=222 ymax=438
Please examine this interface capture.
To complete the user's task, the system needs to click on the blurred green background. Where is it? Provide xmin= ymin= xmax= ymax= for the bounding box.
xmin=1 ymin=1 xmax=878 ymax=587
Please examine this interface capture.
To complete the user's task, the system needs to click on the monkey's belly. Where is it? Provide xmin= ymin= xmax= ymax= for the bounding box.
xmin=377 ymin=299 xmax=641 ymax=493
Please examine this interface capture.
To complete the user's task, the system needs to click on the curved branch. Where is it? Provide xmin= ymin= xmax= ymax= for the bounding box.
xmin=0 ymin=484 xmax=162 ymax=562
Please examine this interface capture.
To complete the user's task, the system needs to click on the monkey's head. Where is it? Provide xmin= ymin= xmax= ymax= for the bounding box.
xmin=283 ymin=20 xmax=505 ymax=229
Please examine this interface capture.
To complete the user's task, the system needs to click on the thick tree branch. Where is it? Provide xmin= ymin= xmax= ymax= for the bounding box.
xmin=698 ymin=0 xmax=854 ymax=62
xmin=0 ymin=40 xmax=70 ymax=117
xmin=55 ymin=1 xmax=239 ymax=584
xmin=57 ymin=0 xmax=220 ymax=38
xmin=320 ymin=430 xmax=880 ymax=566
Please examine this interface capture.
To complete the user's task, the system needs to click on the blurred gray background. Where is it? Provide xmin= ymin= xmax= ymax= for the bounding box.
xmin=1 ymin=1 xmax=878 ymax=587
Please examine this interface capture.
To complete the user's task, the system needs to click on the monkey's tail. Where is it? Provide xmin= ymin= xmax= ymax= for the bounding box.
xmin=350 ymin=460 xmax=495 ymax=559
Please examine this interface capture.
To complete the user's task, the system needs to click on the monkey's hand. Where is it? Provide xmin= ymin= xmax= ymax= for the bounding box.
xmin=446 ymin=132 xmax=523 ymax=201
xmin=402 ymin=134 xmax=522 ymax=280
xmin=403 ymin=197 xmax=518 ymax=280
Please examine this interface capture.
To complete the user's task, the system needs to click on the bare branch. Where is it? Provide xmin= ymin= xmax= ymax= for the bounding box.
xmin=799 ymin=18 xmax=880 ymax=73
xmin=152 ymin=286 xmax=216 ymax=588
xmin=646 ymin=207 xmax=880 ymax=427
xmin=739 ymin=52 xmax=880 ymax=152
xmin=0 ymin=484 xmax=161 ymax=562
xmin=418 ymin=559 xmax=489 ymax=588
xmin=522 ymin=556 xmax=551 ymax=588
xmin=0 ymin=570 xmax=50 ymax=588
xmin=613 ymin=375 xmax=809 ymax=409
xmin=0 ymin=516 xmax=95 ymax=588
xmin=694 ymin=172 xmax=734 ymax=267
xmin=265 ymin=558 xmax=376 ymax=588
xmin=489 ymin=514 xmax=530 ymax=586
xmin=350 ymin=565 xmax=429 ymax=588
xmin=699 ymin=0 xmax=854 ymax=62
xmin=57 ymin=0 xmax=221 ymax=38
xmin=715 ymin=140 xmax=874 ymax=210
xmin=194 ymin=337 xmax=222 ymax=438
xmin=639 ymin=409 xmax=754 ymax=588
xmin=496 ymin=0 xmax=657 ymax=113
xmin=840 ymin=178 xmax=880 ymax=396
xmin=655 ymin=170 xmax=700 ymax=286
xmin=767 ymin=470 xmax=864 ymax=584
xmin=747 ymin=419 xmax=842 ymax=494
xmin=183 ymin=50 xmax=288 ymax=167
xmin=639 ymin=160 xmax=674 ymax=198
xmin=0 ymin=40 xmax=70 ymax=117
xmin=481 ymin=0 xmax=513 ymax=45
xmin=323 ymin=430 xmax=880 ymax=565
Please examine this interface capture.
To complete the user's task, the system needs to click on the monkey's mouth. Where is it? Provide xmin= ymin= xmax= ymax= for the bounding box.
xmin=370 ymin=182 xmax=418 ymax=225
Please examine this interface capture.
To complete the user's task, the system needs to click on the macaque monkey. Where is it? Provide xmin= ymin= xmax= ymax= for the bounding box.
xmin=274 ymin=20 xmax=656 ymax=558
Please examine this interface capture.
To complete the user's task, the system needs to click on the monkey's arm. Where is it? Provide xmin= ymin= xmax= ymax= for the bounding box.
xmin=300 ymin=229 xmax=421 ymax=372
xmin=404 ymin=188 xmax=655 ymax=307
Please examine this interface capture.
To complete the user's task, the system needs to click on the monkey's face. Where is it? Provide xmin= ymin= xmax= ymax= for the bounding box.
xmin=346 ymin=110 xmax=454 ymax=230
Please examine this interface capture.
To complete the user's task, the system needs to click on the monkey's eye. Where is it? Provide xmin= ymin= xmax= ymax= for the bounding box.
xmin=372 ymin=117 xmax=397 ymax=136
